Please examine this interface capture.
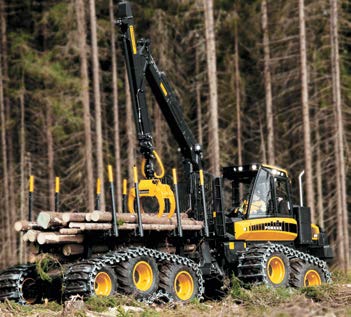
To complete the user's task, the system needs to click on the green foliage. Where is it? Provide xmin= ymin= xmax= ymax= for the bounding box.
xmin=300 ymin=284 xmax=338 ymax=302
xmin=36 ymin=254 xmax=63 ymax=282
xmin=85 ymin=295 xmax=120 ymax=312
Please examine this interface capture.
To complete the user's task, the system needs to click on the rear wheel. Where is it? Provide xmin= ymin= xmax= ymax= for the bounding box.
xmin=290 ymin=259 xmax=326 ymax=287
xmin=160 ymin=264 xmax=198 ymax=302
xmin=117 ymin=256 xmax=159 ymax=298
xmin=265 ymin=253 xmax=290 ymax=287
xmin=93 ymin=267 xmax=117 ymax=296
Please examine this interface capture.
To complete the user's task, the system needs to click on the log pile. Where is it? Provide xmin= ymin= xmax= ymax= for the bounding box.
xmin=14 ymin=211 xmax=204 ymax=257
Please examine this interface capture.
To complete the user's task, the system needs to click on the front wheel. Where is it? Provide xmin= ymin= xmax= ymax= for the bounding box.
xmin=290 ymin=259 xmax=326 ymax=287
xmin=264 ymin=253 xmax=290 ymax=287
xmin=93 ymin=266 xmax=117 ymax=296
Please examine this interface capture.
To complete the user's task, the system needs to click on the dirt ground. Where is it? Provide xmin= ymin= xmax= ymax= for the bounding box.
xmin=0 ymin=283 xmax=350 ymax=317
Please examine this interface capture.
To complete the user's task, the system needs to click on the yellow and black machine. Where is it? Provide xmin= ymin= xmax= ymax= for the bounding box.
xmin=0 ymin=1 xmax=332 ymax=305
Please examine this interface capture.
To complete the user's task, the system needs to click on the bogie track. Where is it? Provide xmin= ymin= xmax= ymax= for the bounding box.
xmin=238 ymin=243 xmax=331 ymax=287
xmin=63 ymin=247 xmax=204 ymax=304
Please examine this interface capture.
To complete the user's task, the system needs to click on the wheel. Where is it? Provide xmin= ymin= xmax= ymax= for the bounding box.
xmin=117 ymin=256 xmax=159 ymax=298
xmin=290 ymin=259 xmax=326 ymax=287
xmin=20 ymin=276 xmax=40 ymax=304
xmin=160 ymin=264 xmax=198 ymax=302
xmin=264 ymin=253 xmax=290 ymax=287
xmin=93 ymin=266 xmax=117 ymax=296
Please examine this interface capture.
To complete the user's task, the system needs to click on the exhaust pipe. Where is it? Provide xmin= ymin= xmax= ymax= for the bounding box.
xmin=298 ymin=170 xmax=305 ymax=206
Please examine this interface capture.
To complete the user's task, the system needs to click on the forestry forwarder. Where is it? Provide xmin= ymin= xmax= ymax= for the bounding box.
xmin=0 ymin=1 xmax=333 ymax=305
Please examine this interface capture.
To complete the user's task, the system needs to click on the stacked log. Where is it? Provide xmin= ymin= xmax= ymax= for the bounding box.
xmin=14 ymin=211 xmax=203 ymax=253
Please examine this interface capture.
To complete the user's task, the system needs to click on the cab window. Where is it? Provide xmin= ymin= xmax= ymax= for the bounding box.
xmin=275 ymin=178 xmax=291 ymax=215
xmin=249 ymin=170 xmax=274 ymax=218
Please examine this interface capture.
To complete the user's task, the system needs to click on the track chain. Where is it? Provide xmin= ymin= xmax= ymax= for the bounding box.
xmin=0 ymin=264 xmax=37 ymax=304
xmin=63 ymin=247 xmax=204 ymax=304
xmin=238 ymin=243 xmax=331 ymax=285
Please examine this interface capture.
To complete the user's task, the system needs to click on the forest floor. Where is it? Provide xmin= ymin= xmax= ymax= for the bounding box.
xmin=0 ymin=273 xmax=350 ymax=317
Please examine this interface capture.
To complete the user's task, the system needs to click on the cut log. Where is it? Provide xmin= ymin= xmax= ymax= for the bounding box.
xmin=22 ymin=232 xmax=29 ymax=242
xmin=37 ymin=232 xmax=84 ymax=245
xmin=37 ymin=212 xmax=67 ymax=229
xmin=88 ymin=211 xmax=112 ymax=222
xmin=88 ymin=212 xmax=197 ymax=225
xmin=63 ymin=244 xmax=84 ymax=256
xmin=27 ymin=230 xmax=40 ymax=243
xmin=59 ymin=228 xmax=82 ymax=235
xmin=14 ymin=220 xmax=39 ymax=232
xmin=69 ymin=222 xmax=112 ymax=231
xmin=62 ymin=213 xmax=87 ymax=223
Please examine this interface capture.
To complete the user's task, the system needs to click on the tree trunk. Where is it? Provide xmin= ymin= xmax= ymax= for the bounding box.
xmin=330 ymin=0 xmax=349 ymax=271
xmin=315 ymin=114 xmax=324 ymax=227
xmin=125 ymin=68 xmax=135 ymax=185
xmin=46 ymin=104 xmax=55 ymax=211
xmin=89 ymin=0 xmax=105 ymax=211
xmin=195 ymin=43 xmax=203 ymax=145
xmin=109 ymin=0 xmax=122 ymax=213
xmin=234 ymin=8 xmax=242 ymax=165
xmin=75 ymin=0 xmax=95 ymax=212
xmin=19 ymin=88 xmax=26 ymax=263
xmin=298 ymin=0 xmax=315 ymax=222
xmin=0 ymin=23 xmax=9 ymax=266
xmin=261 ymin=0 xmax=275 ymax=165
xmin=203 ymin=0 xmax=220 ymax=174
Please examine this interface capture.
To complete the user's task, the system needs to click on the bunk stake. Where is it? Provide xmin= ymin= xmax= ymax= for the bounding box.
xmin=133 ymin=166 xmax=144 ymax=237
xmin=199 ymin=170 xmax=209 ymax=237
xmin=172 ymin=168 xmax=183 ymax=237
xmin=55 ymin=177 xmax=60 ymax=212
xmin=122 ymin=178 xmax=127 ymax=213
xmin=28 ymin=175 xmax=34 ymax=221
xmin=108 ymin=165 xmax=119 ymax=237
xmin=95 ymin=178 xmax=101 ymax=211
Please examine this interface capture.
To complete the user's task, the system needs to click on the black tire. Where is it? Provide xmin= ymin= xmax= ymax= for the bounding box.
xmin=116 ymin=256 xmax=159 ymax=298
xmin=290 ymin=259 xmax=326 ymax=288
xmin=159 ymin=264 xmax=198 ymax=302
xmin=264 ymin=252 xmax=290 ymax=287
xmin=93 ymin=266 xmax=118 ymax=296
xmin=20 ymin=272 xmax=41 ymax=304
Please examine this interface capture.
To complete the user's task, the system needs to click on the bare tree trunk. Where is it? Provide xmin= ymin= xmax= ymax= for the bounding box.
xmin=195 ymin=44 xmax=203 ymax=145
xmin=89 ymin=0 xmax=105 ymax=211
xmin=19 ymin=88 xmax=26 ymax=264
xmin=315 ymin=114 xmax=324 ymax=227
xmin=46 ymin=104 xmax=55 ymax=211
xmin=261 ymin=0 xmax=275 ymax=165
xmin=203 ymin=0 xmax=220 ymax=174
xmin=330 ymin=0 xmax=349 ymax=271
xmin=125 ymin=69 xmax=135 ymax=185
xmin=234 ymin=8 xmax=242 ymax=166
xmin=75 ymin=0 xmax=94 ymax=212
xmin=0 ymin=41 xmax=9 ymax=266
xmin=109 ymin=0 xmax=122 ymax=212
xmin=259 ymin=117 xmax=267 ymax=163
xmin=298 ymin=0 xmax=315 ymax=222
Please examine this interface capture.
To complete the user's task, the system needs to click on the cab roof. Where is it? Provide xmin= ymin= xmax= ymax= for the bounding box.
xmin=222 ymin=163 xmax=288 ymax=179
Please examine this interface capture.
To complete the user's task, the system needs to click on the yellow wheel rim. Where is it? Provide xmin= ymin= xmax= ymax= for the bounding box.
xmin=133 ymin=261 xmax=153 ymax=292
xmin=267 ymin=256 xmax=285 ymax=284
xmin=21 ymin=278 xmax=37 ymax=304
xmin=94 ymin=272 xmax=112 ymax=296
xmin=304 ymin=270 xmax=322 ymax=286
xmin=174 ymin=271 xmax=194 ymax=301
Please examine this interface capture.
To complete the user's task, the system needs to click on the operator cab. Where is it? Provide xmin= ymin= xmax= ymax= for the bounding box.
xmin=222 ymin=164 xmax=293 ymax=220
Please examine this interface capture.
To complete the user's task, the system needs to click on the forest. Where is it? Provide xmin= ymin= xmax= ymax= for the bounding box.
xmin=0 ymin=0 xmax=349 ymax=275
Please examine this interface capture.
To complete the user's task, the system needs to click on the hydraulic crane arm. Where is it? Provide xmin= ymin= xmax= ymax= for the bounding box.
xmin=117 ymin=1 xmax=203 ymax=176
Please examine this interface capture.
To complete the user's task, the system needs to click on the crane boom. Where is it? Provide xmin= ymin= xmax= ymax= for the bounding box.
xmin=117 ymin=1 xmax=203 ymax=177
